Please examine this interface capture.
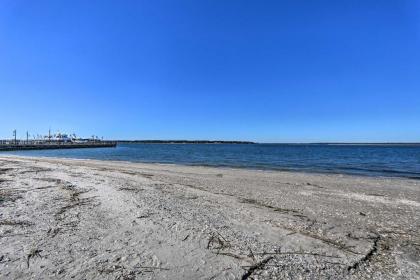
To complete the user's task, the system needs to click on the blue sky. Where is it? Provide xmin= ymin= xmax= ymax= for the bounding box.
xmin=1 ymin=0 xmax=419 ymax=142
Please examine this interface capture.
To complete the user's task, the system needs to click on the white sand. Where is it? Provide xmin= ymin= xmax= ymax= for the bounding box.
xmin=0 ymin=156 xmax=419 ymax=279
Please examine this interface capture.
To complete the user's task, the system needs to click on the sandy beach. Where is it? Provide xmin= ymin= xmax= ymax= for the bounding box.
xmin=0 ymin=155 xmax=419 ymax=279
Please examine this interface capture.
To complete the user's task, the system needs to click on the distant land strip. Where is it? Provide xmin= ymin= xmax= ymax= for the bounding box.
xmin=115 ymin=141 xmax=420 ymax=146
xmin=116 ymin=140 xmax=255 ymax=144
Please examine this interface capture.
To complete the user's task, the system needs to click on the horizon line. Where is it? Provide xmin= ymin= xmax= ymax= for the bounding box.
xmin=114 ymin=140 xmax=420 ymax=145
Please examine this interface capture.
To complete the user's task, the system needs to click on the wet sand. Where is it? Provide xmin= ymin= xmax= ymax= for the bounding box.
xmin=0 ymin=156 xmax=419 ymax=279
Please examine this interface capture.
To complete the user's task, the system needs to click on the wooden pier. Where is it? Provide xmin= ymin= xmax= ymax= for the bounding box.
xmin=0 ymin=141 xmax=117 ymax=151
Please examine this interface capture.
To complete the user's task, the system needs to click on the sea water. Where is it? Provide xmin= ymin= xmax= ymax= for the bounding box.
xmin=2 ymin=143 xmax=420 ymax=179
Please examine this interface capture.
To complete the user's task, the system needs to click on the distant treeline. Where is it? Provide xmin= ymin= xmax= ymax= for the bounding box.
xmin=116 ymin=140 xmax=255 ymax=144
xmin=113 ymin=141 xmax=420 ymax=145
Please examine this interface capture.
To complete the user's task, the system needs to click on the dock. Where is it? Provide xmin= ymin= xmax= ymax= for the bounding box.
xmin=0 ymin=141 xmax=117 ymax=151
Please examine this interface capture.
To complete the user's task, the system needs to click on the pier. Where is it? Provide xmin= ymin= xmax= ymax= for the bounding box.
xmin=0 ymin=140 xmax=117 ymax=151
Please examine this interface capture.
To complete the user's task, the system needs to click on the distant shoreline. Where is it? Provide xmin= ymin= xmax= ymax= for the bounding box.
xmin=115 ymin=140 xmax=420 ymax=146
xmin=116 ymin=140 xmax=255 ymax=144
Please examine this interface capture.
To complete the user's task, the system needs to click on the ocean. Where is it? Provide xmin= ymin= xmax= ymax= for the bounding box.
xmin=2 ymin=143 xmax=420 ymax=179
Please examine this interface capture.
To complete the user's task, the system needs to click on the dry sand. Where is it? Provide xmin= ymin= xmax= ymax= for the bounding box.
xmin=0 ymin=155 xmax=419 ymax=279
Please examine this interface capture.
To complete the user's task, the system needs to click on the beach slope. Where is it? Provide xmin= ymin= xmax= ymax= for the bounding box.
xmin=0 ymin=156 xmax=419 ymax=279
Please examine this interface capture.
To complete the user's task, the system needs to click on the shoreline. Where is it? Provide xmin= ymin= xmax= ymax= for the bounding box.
xmin=1 ymin=154 xmax=419 ymax=181
xmin=0 ymin=155 xmax=419 ymax=279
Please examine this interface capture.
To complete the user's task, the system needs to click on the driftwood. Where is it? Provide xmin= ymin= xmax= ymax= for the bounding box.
xmin=241 ymin=257 xmax=273 ymax=280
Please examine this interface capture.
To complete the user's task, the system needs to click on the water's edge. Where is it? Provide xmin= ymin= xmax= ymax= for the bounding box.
xmin=2 ymin=143 xmax=420 ymax=179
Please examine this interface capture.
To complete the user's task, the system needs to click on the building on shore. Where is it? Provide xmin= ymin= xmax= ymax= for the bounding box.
xmin=1 ymin=131 xmax=104 ymax=145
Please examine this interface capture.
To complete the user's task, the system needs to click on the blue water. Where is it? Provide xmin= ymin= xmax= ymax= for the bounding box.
xmin=2 ymin=143 xmax=420 ymax=179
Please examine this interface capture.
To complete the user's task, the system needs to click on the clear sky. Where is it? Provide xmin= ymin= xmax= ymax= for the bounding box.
xmin=1 ymin=0 xmax=419 ymax=142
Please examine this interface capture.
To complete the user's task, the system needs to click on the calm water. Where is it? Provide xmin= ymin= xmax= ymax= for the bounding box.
xmin=2 ymin=143 xmax=420 ymax=179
